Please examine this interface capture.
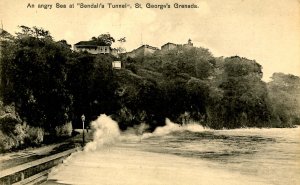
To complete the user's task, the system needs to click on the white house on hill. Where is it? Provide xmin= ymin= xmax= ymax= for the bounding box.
xmin=74 ymin=41 xmax=118 ymax=56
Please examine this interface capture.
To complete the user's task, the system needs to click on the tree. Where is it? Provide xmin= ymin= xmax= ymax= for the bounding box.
xmin=91 ymin=33 xmax=115 ymax=46
xmin=16 ymin=25 xmax=52 ymax=40
xmin=116 ymin=37 xmax=126 ymax=53
xmin=267 ymin=73 xmax=300 ymax=126
xmin=2 ymin=26 xmax=72 ymax=133
xmin=185 ymin=78 xmax=209 ymax=122
xmin=0 ymin=29 xmax=14 ymax=40
xmin=0 ymin=29 xmax=16 ymax=101
xmin=216 ymin=56 xmax=271 ymax=128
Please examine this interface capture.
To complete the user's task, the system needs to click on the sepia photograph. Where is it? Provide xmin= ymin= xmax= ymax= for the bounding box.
xmin=0 ymin=0 xmax=299 ymax=184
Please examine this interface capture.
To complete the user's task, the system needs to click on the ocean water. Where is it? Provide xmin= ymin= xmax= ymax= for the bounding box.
xmin=46 ymin=115 xmax=300 ymax=185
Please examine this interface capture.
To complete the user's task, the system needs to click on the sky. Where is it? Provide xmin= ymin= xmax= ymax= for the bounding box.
xmin=0 ymin=0 xmax=299 ymax=81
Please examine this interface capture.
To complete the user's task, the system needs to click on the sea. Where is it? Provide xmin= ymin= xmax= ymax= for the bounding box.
xmin=45 ymin=114 xmax=300 ymax=185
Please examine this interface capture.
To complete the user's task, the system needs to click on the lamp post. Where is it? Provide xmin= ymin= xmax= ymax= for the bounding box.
xmin=81 ymin=114 xmax=85 ymax=146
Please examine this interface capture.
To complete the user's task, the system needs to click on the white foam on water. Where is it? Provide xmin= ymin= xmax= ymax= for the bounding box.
xmin=142 ymin=118 xmax=208 ymax=139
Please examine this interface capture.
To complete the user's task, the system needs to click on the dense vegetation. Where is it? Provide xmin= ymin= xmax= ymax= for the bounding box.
xmin=0 ymin=26 xmax=299 ymax=151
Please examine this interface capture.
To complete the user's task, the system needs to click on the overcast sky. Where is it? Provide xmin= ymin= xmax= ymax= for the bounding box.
xmin=1 ymin=0 xmax=299 ymax=81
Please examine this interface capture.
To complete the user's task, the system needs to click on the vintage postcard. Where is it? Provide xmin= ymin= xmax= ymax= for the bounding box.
xmin=0 ymin=0 xmax=299 ymax=184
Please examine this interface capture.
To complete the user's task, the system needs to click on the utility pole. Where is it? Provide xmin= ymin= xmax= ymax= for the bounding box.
xmin=0 ymin=20 xmax=3 ymax=88
xmin=0 ymin=20 xmax=3 ymax=53
xmin=0 ymin=20 xmax=3 ymax=33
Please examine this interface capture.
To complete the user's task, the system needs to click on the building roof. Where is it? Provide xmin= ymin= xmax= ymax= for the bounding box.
xmin=128 ymin=44 xmax=159 ymax=54
xmin=74 ymin=40 xmax=98 ymax=46
xmin=144 ymin=44 xmax=159 ymax=50
xmin=137 ymin=44 xmax=159 ymax=50
xmin=74 ymin=40 xmax=112 ymax=49
xmin=161 ymin=42 xmax=177 ymax=47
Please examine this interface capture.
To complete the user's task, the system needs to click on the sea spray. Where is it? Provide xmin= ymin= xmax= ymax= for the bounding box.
xmin=84 ymin=114 xmax=120 ymax=152
xmin=141 ymin=118 xmax=208 ymax=139
xmin=49 ymin=115 xmax=120 ymax=178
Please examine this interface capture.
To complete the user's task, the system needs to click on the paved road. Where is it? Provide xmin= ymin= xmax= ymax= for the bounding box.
xmin=0 ymin=129 xmax=92 ymax=171
xmin=0 ymin=142 xmax=73 ymax=171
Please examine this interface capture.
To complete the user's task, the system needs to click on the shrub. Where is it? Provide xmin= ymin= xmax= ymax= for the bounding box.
xmin=14 ymin=122 xmax=44 ymax=146
xmin=0 ymin=130 xmax=17 ymax=152
xmin=27 ymin=127 xmax=44 ymax=145
xmin=55 ymin=122 xmax=73 ymax=137
xmin=14 ymin=123 xmax=29 ymax=145
xmin=0 ymin=114 xmax=21 ymax=135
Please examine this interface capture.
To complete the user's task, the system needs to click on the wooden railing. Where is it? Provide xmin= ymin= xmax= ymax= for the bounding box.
xmin=0 ymin=147 xmax=80 ymax=185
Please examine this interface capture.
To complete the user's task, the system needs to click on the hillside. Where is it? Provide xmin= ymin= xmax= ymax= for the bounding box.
xmin=0 ymin=26 xmax=299 ymax=152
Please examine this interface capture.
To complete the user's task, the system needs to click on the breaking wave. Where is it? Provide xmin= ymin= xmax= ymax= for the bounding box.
xmin=60 ymin=115 xmax=209 ymax=152
xmin=141 ymin=118 xmax=208 ymax=139
xmin=84 ymin=114 xmax=121 ymax=152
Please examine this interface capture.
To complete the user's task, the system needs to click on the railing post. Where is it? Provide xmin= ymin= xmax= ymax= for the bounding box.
xmin=81 ymin=114 xmax=85 ymax=147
